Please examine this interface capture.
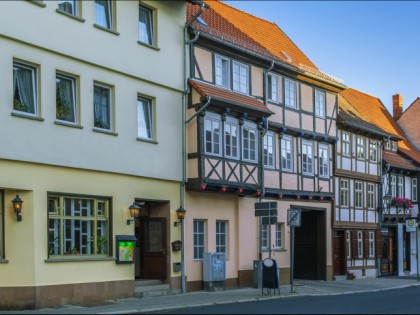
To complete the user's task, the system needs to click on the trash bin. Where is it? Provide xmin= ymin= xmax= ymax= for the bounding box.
xmin=253 ymin=260 xmax=263 ymax=288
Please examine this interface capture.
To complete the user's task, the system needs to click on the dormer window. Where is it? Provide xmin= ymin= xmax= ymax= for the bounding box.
xmin=391 ymin=141 xmax=397 ymax=152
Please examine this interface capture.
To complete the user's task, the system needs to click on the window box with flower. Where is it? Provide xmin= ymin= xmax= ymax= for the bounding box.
xmin=390 ymin=197 xmax=413 ymax=214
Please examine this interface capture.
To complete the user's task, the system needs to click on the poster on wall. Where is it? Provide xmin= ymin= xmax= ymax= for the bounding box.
xmin=115 ymin=235 xmax=137 ymax=264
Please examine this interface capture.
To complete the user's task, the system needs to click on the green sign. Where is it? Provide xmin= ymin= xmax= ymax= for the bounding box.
xmin=115 ymin=235 xmax=137 ymax=264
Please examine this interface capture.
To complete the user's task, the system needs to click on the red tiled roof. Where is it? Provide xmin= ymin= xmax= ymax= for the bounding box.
xmin=383 ymin=151 xmax=417 ymax=169
xmin=189 ymin=79 xmax=273 ymax=116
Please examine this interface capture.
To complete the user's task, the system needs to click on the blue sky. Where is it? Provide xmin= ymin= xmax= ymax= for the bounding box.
xmin=225 ymin=1 xmax=420 ymax=114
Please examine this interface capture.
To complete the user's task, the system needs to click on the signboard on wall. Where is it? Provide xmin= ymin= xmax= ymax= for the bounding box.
xmin=115 ymin=235 xmax=137 ymax=264
xmin=406 ymin=219 xmax=417 ymax=233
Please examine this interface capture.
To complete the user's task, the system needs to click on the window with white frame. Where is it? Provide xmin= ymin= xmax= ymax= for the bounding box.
xmin=13 ymin=62 xmax=38 ymax=115
xmin=346 ymin=231 xmax=351 ymax=259
xmin=302 ymin=140 xmax=313 ymax=175
xmin=385 ymin=140 xmax=391 ymax=150
xmin=356 ymin=137 xmax=365 ymax=159
xmin=193 ymin=220 xmax=205 ymax=260
xmin=267 ymin=73 xmax=278 ymax=102
xmin=357 ymin=231 xmax=363 ymax=258
xmin=397 ymin=176 xmax=404 ymax=197
xmin=137 ymin=96 xmax=153 ymax=140
xmin=58 ymin=0 xmax=78 ymax=16
xmin=264 ymin=132 xmax=275 ymax=168
xmin=56 ymin=73 xmax=77 ymax=123
xmin=275 ymin=223 xmax=283 ymax=249
xmin=47 ymin=194 xmax=110 ymax=256
xmin=284 ymin=78 xmax=296 ymax=108
xmin=342 ymin=132 xmax=350 ymax=156
xmin=260 ymin=223 xmax=268 ymax=250
xmin=224 ymin=118 xmax=239 ymax=159
xmin=281 ymin=135 xmax=293 ymax=171
xmin=216 ymin=220 xmax=227 ymax=254
xmin=390 ymin=175 xmax=396 ymax=197
xmin=369 ymin=140 xmax=378 ymax=162
xmin=368 ymin=183 xmax=375 ymax=209
xmin=139 ymin=5 xmax=154 ymax=46
xmin=340 ymin=179 xmax=349 ymax=207
xmin=242 ymin=122 xmax=258 ymax=163
xmin=391 ymin=141 xmax=397 ymax=151
xmin=369 ymin=232 xmax=375 ymax=257
xmin=412 ymin=178 xmax=418 ymax=202
xmin=355 ymin=181 xmax=363 ymax=208
xmin=232 ymin=61 xmax=249 ymax=94
xmin=315 ymin=90 xmax=325 ymax=118
xmin=204 ymin=113 xmax=221 ymax=156
xmin=95 ymin=0 xmax=114 ymax=30
xmin=319 ymin=144 xmax=329 ymax=177
xmin=93 ymin=83 xmax=112 ymax=130
xmin=215 ymin=55 xmax=230 ymax=89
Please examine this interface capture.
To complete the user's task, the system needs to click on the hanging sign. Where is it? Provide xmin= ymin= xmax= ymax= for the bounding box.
xmin=406 ymin=219 xmax=417 ymax=233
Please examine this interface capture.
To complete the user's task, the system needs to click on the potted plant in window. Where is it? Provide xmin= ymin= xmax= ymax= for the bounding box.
xmin=97 ymin=236 xmax=108 ymax=254
xmin=56 ymin=87 xmax=71 ymax=120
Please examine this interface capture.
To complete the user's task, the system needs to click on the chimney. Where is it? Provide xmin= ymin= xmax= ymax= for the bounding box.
xmin=393 ymin=93 xmax=403 ymax=120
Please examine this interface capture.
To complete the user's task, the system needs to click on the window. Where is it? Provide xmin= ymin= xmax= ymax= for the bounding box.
xmin=369 ymin=232 xmax=375 ymax=257
xmin=281 ymin=135 xmax=293 ymax=171
xmin=346 ymin=231 xmax=351 ymax=259
xmin=355 ymin=181 xmax=363 ymax=208
xmin=267 ymin=73 xmax=278 ymax=102
xmin=357 ymin=231 xmax=363 ymax=258
xmin=139 ymin=5 xmax=154 ymax=46
xmin=390 ymin=175 xmax=396 ymax=197
xmin=93 ymin=83 xmax=112 ymax=130
xmin=319 ymin=144 xmax=329 ymax=177
xmin=342 ymin=132 xmax=350 ymax=156
xmin=391 ymin=141 xmax=397 ymax=151
xmin=242 ymin=123 xmax=258 ymax=163
xmin=204 ymin=113 xmax=221 ymax=156
xmin=56 ymin=73 xmax=77 ymax=123
xmin=0 ymin=192 xmax=3 ymax=259
xmin=260 ymin=223 xmax=268 ymax=250
xmin=412 ymin=178 xmax=418 ymax=202
xmin=368 ymin=183 xmax=375 ymax=209
xmin=193 ymin=220 xmax=205 ymax=260
xmin=385 ymin=140 xmax=390 ymax=150
xmin=232 ymin=61 xmax=249 ymax=94
xmin=95 ymin=0 xmax=113 ymax=30
xmin=369 ymin=140 xmax=377 ymax=162
xmin=224 ymin=118 xmax=238 ymax=159
xmin=356 ymin=137 xmax=365 ymax=159
xmin=315 ymin=90 xmax=325 ymax=118
xmin=302 ymin=140 xmax=313 ymax=175
xmin=275 ymin=223 xmax=283 ymax=249
xmin=397 ymin=176 xmax=404 ymax=197
xmin=284 ymin=78 xmax=296 ymax=108
xmin=340 ymin=179 xmax=349 ymax=207
xmin=137 ymin=96 xmax=153 ymax=140
xmin=264 ymin=132 xmax=275 ymax=168
xmin=58 ymin=0 xmax=78 ymax=16
xmin=215 ymin=55 xmax=230 ymax=89
xmin=47 ymin=194 xmax=110 ymax=256
xmin=216 ymin=221 xmax=227 ymax=254
xmin=13 ymin=62 xmax=38 ymax=115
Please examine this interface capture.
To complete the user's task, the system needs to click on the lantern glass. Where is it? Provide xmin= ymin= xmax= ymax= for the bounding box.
xmin=129 ymin=203 xmax=141 ymax=218
xmin=12 ymin=195 xmax=23 ymax=213
xmin=176 ymin=207 xmax=186 ymax=221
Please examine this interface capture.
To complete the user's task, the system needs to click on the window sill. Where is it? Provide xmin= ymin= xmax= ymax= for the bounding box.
xmin=0 ymin=259 xmax=9 ymax=263
xmin=11 ymin=111 xmax=44 ymax=121
xmin=45 ymin=257 xmax=115 ymax=263
xmin=55 ymin=120 xmax=83 ymax=129
xmin=93 ymin=24 xmax=120 ymax=36
xmin=55 ymin=9 xmax=85 ymax=22
xmin=137 ymin=41 xmax=160 ymax=51
xmin=136 ymin=137 xmax=158 ymax=144
xmin=93 ymin=127 xmax=118 ymax=136
xmin=26 ymin=0 xmax=46 ymax=8
xmin=273 ymin=248 xmax=286 ymax=252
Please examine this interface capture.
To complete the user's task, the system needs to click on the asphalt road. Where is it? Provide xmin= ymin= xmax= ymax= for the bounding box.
xmin=155 ymin=286 xmax=420 ymax=314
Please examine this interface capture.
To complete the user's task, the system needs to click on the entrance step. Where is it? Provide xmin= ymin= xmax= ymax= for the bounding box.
xmin=134 ymin=280 xmax=181 ymax=298
xmin=334 ymin=275 xmax=347 ymax=281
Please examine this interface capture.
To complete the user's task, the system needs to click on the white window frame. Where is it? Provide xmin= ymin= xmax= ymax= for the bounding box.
xmin=137 ymin=96 xmax=153 ymax=140
xmin=319 ymin=144 xmax=329 ymax=178
xmin=281 ymin=135 xmax=293 ymax=172
xmin=216 ymin=220 xmax=227 ymax=255
xmin=390 ymin=175 xmax=397 ymax=197
xmin=368 ymin=183 xmax=375 ymax=209
xmin=355 ymin=181 xmax=363 ymax=208
xmin=369 ymin=231 xmax=375 ymax=258
xmin=342 ymin=132 xmax=351 ymax=157
xmin=13 ymin=62 xmax=38 ymax=116
xmin=215 ymin=54 xmax=230 ymax=89
xmin=139 ymin=5 xmax=154 ymax=46
xmin=264 ymin=131 xmax=275 ymax=168
xmin=95 ymin=0 xmax=114 ymax=30
xmin=260 ymin=223 xmax=268 ymax=250
xmin=93 ymin=83 xmax=112 ymax=130
xmin=284 ymin=78 xmax=296 ymax=108
xmin=302 ymin=140 xmax=314 ymax=175
xmin=346 ymin=231 xmax=351 ymax=259
xmin=397 ymin=176 xmax=404 ymax=197
xmin=242 ymin=122 xmax=258 ymax=163
xmin=193 ymin=220 xmax=205 ymax=260
xmin=369 ymin=140 xmax=378 ymax=162
xmin=275 ymin=223 xmax=283 ymax=249
xmin=412 ymin=178 xmax=418 ymax=202
xmin=385 ymin=140 xmax=391 ymax=150
xmin=58 ymin=0 xmax=78 ymax=16
xmin=357 ymin=231 xmax=363 ymax=258
xmin=357 ymin=137 xmax=365 ymax=160
xmin=56 ymin=73 xmax=77 ymax=124
xmin=204 ymin=112 xmax=221 ymax=156
xmin=224 ymin=117 xmax=239 ymax=159
xmin=315 ymin=89 xmax=325 ymax=118
xmin=267 ymin=73 xmax=278 ymax=102
xmin=391 ymin=141 xmax=397 ymax=151
xmin=232 ymin=61 xmax=249 ymax=94
xmin=340 ymin=179 xmax=349 ymax=207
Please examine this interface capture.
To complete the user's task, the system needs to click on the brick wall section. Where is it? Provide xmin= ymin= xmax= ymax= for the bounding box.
xmin=398 ymin=98 xmax=420 ymax=150
xmin=393 ymin=94 xmax=403 ymax=120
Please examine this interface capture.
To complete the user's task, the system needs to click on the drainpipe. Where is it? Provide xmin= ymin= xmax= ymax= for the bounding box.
xmin=180 ymin=0 xmax=208 ymax=295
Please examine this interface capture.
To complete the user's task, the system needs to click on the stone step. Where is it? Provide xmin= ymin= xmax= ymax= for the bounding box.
xmin=135 ymin=279 xmax=162 ymax=286
xmin=133 ymin=281 xmax=181 ymax=298
xmin=334 ymin=275 xmax=347 ymax=281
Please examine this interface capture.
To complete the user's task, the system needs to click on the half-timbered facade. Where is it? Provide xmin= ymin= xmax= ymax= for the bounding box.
xmin=184 ymin=0 xmax=346 ymax=290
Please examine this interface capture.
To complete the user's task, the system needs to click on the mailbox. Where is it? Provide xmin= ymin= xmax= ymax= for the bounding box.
xmin=171 ymin=240 xmax=182 ymax=252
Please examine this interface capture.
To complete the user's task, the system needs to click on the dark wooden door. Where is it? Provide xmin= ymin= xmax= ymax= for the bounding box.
xmin=294 ymin=211 xmax=317 ymax=279
xmin=142 ymin=218 xmax=167 ymax=280
xmin=333 ymin=230 xmax=346 ymax=275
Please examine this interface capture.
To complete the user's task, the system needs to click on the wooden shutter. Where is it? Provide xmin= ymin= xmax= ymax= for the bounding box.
xmin=375 ymin=230 xmax=383 ymax=258
xmin=351 ymin=230 xmax=358 ymax=258
xmin=364 ymin=230 xmax=370 ymax=258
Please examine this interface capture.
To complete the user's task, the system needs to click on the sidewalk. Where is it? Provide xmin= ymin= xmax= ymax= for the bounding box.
xmin=1 ymin=277 xmax=419 ymax=314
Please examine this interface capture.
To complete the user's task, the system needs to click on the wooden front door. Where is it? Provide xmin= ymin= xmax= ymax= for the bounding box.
xmin=142 ymin=218 xmax=167 ymax=280
xmin=333 ymin=230 xmax=346 ymax=275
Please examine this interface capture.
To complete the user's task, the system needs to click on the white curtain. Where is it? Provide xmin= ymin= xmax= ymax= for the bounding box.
xmin=14 ymin=66 xmax=35 ymax=113
xmin=95 ymin=0 xmax=112 ymax=29
xmin=139 ymin=7 xmax=153 ymax=45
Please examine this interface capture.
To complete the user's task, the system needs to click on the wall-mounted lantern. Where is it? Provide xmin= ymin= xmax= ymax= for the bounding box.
xmin=12 ymin=194 xmax=23 ymax=222
xmin=127 ymin=203 xmax=141 ymax=225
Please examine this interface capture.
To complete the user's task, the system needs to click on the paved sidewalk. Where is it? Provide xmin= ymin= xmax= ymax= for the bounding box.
xmin=1 ymin=277 xmax=419 ymax=314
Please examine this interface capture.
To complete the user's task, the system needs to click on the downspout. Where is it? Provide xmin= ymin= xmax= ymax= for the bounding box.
xmin=180 ymin=0 xmax=208 ymax=294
